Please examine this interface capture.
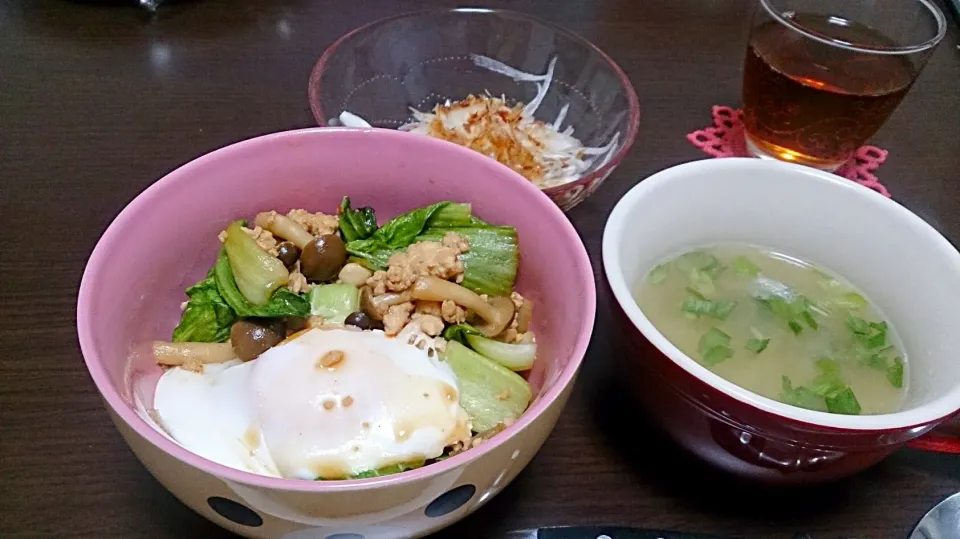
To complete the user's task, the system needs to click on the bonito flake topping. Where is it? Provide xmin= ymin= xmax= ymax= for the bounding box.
xmin=339 ymin=55 xmax=621 ymax=188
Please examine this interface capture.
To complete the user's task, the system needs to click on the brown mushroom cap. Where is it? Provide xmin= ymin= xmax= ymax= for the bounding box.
xmin=276 ymin=241 xmax=301 ymax=269
xmin=230 ymin=319 xmax=286 ymax=361
xmin=299 ymin=234 xmax=347 ymax=283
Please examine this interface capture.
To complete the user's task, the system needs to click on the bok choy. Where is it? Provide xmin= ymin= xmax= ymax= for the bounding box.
xmin=443 ymin=324 xmax=536 ymax=371
xmin=345 ymin=201 xmax=518 ymax=297
xmin=308 ymin=283 xmax=360 ymax=324
xmin=172 ymin=269 xmax=236 ymax=343
xmin=337 ymin=197 xmax=379 ymax=242
xmin=441 ymin=341 xmax=532 ymax=432
xmin=214 ymin=248 xmax=310 ymax=319
xmin=415 ymin=226 xmax=517 ymax=297
xmin=465 ymin=334 xmax=536 ymax=371
xmin=222 ymin=220 xmax=290 ymax=305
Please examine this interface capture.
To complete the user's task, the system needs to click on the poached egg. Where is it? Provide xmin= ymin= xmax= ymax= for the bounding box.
xmin=147 ymin=328 xmax=471 ymax=479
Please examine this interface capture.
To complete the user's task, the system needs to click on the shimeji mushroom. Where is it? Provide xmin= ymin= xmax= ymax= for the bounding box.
xmin=410 ymin=276 xmax=515 ymax=337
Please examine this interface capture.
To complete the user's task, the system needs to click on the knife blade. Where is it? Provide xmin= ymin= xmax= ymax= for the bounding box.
xmin=504 ymin=526 xmax=739 ymax=539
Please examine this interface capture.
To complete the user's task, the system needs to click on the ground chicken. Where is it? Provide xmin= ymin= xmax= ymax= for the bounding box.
xmin=218 ymin=226 xmax=279 ymax=256
xmin=414 ymin=314 xmax=445 ymax=337
xmin=441 ymin=300 xmax=467 ymax=324
xmin=448 ymin=423 xmax=506 ymax=456
xmin=441 ymin=231 xmax=470 ymax=253
xmin=367 ymin=270 xmax=388 ymax=296
xmin=383 ymin=239 xmax=465 ymax=292
xmin=287 ymin=209 xmax=338 ymax=236
xmin=363 ymin=234 xmax=471 ymax=334
xmin=383 ymin=302 xmax=414 ymax=336
xmin=415 ymin=300 xmax=443 ymax=317
xmin=287 ymin=270 xmax=309 ymax=294
xmin=510 ymin=291 xmax=525 ymax=311
xmin=499 ymin=328 xmax=519 ymax=343
xmin=495 ymin=291 xmax=529 ymax=342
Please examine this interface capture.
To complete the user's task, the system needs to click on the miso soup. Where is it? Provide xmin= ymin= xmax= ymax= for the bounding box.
xmin=636 ymin=245 xmax=906 ymax=415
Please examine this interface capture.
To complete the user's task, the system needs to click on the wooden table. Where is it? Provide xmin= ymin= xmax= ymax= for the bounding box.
xmin=2 ymin=1 xmax=959 ymax=537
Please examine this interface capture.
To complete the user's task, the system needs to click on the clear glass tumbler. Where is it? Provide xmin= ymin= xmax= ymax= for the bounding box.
xmin=741 ymin=0 xmax=947 ymax=170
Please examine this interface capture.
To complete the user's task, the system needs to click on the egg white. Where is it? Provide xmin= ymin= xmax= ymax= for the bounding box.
xmin=149 ymin=328 xmax=470 ymax=480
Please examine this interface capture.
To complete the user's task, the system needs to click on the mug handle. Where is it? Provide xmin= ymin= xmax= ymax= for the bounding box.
xmin=907 ymin=434 xmax=960 ymax=454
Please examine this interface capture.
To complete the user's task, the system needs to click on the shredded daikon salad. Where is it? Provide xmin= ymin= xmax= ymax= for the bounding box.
xmin=338 ymin=55 xmax=621 ymax=188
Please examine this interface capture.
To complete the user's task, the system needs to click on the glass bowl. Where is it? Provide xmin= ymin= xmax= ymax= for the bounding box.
xmin=308 ymin=8 xmax=640 ymax=211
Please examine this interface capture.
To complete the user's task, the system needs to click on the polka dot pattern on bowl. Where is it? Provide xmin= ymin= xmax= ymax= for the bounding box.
xmin=424 ymin=484 xmax=476 ymax=518
xmin=206 ymin=496 xmax=263 ymax=527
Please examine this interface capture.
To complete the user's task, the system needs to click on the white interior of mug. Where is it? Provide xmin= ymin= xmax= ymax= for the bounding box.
xmin=603 ymin=158 xmax=960 ymax=430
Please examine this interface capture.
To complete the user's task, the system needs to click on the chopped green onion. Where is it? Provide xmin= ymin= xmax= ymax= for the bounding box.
xmin=677 ymin=251 xmax=721 ymax=274
xmin=648 ymin=263 xmax=670 ymax=284
xmin=763 ymin=296 xmax=792 ymax=318
xmin=698 ymin=327 xmax=731 ymax=354
xmin=815 ymin=358 xmax=841 ymax=375
xmin=780 ymin=376 xmax=827 ymax=412
xmin=711 ymin=300 xmax=737 ymax=320
xmin=758 ymin=294 xmax=821 ymax=335
xmin=839 ymin=291 xmax=868 ymax=310
xmin=847 ymin=315 xmax=888 ymax=349
xmin=682 ymin=296 xmax=738 ymax=320
xmin=702 ymin=346 xmax=733 ymax=365
xmin=866 ymin=321 xmax=888 ymax=348
xmin=681 ymin=297 xmax=715 ymax=316
xmin=732 ymin=256 xmax=761 ymax=277
xmin=846 ymin=314 xmax=871 ymax=335
xmin=887 ymin=357 xmax=904 ymax=389
xmin=685 ymin=286 xmax=706 ymax=300
xmin=745 ymin=338 xmax=770 ymax=354
xmin=824 ymin=387 xmax=862 ymax=415
xmin=860 ymin=350 xmax=889 ymax=371
xmin=801 ymin=310 xmax=818 ymax=330
xmin=688 ymin=268 xmax=716 ymax=297
xmin=699 ymin=328 xmax=733 ymax=366
xmin=676 ymin=251 xmax=725 ymax=294
xmin=702 ymin=260 xmax=726 ymax=279
xmin=698 ymin=327 xmax=733 ymax=366
xmin=810 ymin=358 xmax=846 ymax=397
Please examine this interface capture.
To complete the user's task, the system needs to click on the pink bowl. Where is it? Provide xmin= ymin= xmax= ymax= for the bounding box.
xmin=603 ymin=158 xmax=960 ymax=485
xmin=77 ymin=128 xmax=596 ymax=537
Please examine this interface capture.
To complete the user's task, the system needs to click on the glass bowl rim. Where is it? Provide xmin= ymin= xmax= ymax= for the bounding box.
xmin=757 ymin=0 xmax=947 ymax=56
xmin=307 ymin=7 xmax=641 ymax=195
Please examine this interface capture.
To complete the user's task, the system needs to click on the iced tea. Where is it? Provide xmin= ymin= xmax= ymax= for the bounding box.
xmin=741 ymin=7 xmax=937 ymax=170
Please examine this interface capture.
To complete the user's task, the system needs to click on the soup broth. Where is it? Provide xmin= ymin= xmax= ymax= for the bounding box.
xmin=636 ymin=245 xmax=906 ymax=415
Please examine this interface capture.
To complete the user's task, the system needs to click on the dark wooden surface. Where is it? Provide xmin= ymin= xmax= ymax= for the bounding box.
xmin=2 ymin=1 xmax=960 ymax=537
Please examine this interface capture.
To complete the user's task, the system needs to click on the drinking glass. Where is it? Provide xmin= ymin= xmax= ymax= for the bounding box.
xmin=741 ymin=0 xmax=947 ymax=171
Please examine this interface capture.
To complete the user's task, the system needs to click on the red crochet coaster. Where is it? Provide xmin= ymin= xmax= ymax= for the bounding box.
xmin=687 ymin=106 xmax=891 ymax=198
